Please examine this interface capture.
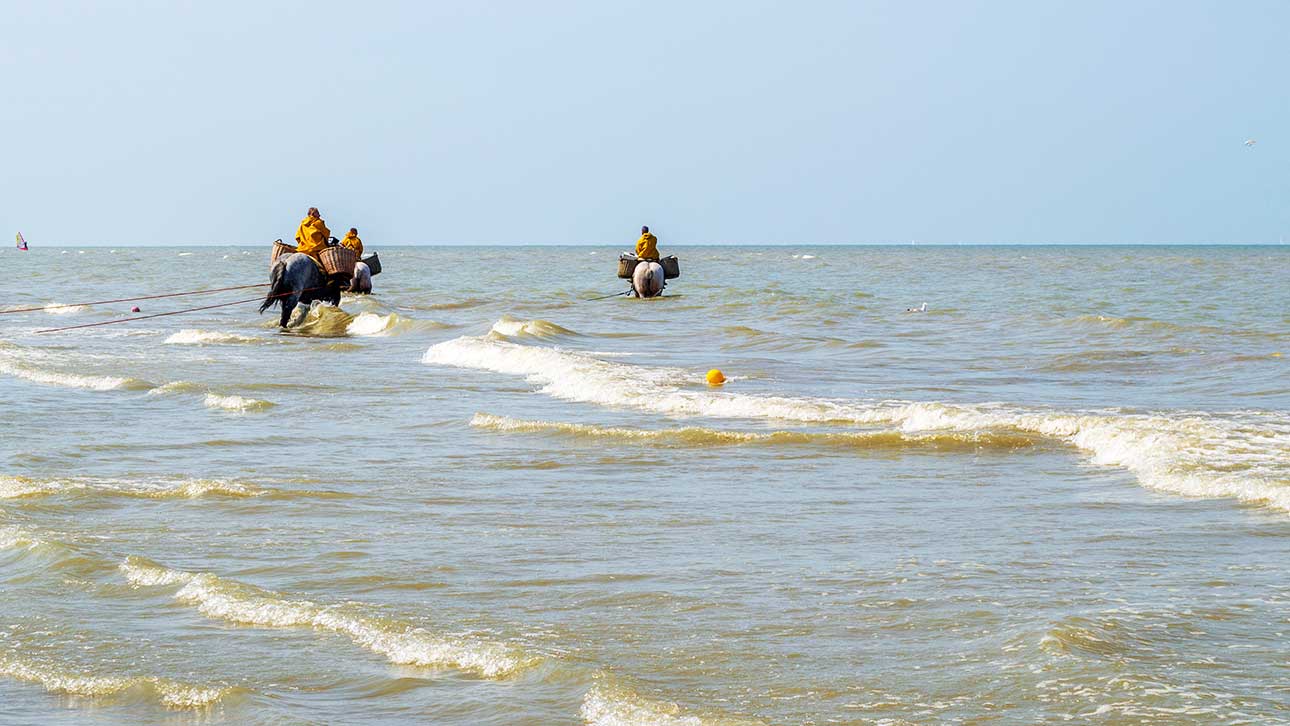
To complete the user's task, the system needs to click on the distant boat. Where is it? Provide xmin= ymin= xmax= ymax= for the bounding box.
xmin=15 ymin=232 xmax=28 ymax=251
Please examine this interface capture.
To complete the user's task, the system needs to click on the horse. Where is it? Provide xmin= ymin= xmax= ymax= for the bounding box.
xmin=631 ymin=260 xmax=666 ymax=298
xmin=260 ymin=253 xmax=342 ymax=327
xmin=348 ymin=261 xmax=372 ymax=294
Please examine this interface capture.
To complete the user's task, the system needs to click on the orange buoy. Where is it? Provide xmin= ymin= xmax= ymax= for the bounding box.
xmin=706 ymin=369 xmax=726 ymax=386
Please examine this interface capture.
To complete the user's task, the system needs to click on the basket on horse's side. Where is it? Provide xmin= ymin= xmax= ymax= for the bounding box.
xmin=361 ymin=252 xmax=381 ymax=276
xmin=271 ymin=240 xmax=297 ymax=263
xmin=319 ymin=246 xmax=357 ymax=278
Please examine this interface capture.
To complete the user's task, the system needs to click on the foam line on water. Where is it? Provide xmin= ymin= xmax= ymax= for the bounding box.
xmin=120 ymin=557 xmax=536 ymax=679
xmin=0 ymin=655 xmax=232 ymax=709
xmin=202 ymin=393 xmax=275 ymax=412
xmin=164 ymin=329 xmax=264 ymax=345
xmin=0 ymin=359 xmax=147 ymax=391
xmin=346 ymin=312 xmax=452 ymax=337
xmin=581 ymin=679 xmax=766 ymax=726
xmin=488 ymin=315 xmax=579 ymax=340
xmin=0 ymin=475 xmax=270 ymax=500
xmin=470 ymin=413 xmax=1040 ymax=452
xmin=427 ymin=336 xmax=1290 ymax=512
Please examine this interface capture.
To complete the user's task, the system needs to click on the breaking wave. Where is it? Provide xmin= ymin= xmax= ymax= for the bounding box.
xmin=164 ymin=329 xmax=264 ymax=345
xmin=581 ymin=679 xmax=765 ymax=726
xmin=0 ymin=475 xmax=269 ymax=500
xmin=427 ymin=336 xmax=1290 ymax=512
xmin=471 ymin=414 xmax=1039 ymax=452
xmin=488 ymin=315 xmax=578 ymax=340
xmin=40 ymin=302 xmax=89 ymax=315
xmin=120 ymin=557 xmax=536 ymax=679
xmin=202 ymin=393 xmax=275 ymax=412
xmin=346 ymin=312 xmax=450 ymax=337
xmin=0 ymin=655 xmax=232 ymax=709
xmin=0 ymin=359 xmax=149 ymax=391
xmin=148 ymin=383 xmax=277 ymax=413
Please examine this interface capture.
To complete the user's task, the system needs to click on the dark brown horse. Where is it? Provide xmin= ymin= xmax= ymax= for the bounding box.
xmin=259 ymin=253 xmax=342 ymax=327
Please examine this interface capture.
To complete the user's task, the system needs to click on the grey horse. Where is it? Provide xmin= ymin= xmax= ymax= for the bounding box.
xmin=631 ymin=260 xmax=665 ymax=298
xmin=348 ymin=261 xmax=372 ymax=294
xmin=260 ymin=253 xmax=342 ymax=327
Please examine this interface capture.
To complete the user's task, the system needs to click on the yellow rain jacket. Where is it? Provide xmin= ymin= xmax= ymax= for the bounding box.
xmin=295 ymin=216 xmax=331 ymax=260
xmin=635 ymin=232 xmax=659 ymax=261
xmin=340 ymin=231 xmax=363 ymax=258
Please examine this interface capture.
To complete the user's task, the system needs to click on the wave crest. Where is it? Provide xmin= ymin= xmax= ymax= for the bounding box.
xmin=164 ymin=329 xmax=263 ymax=345
xmin=0 ymin=359 xmax=148 ymax=391
xmin=488 ymin=315 xmax=578 ymax=340
xmin=582 ymin=679 xmax=765 ymax=726
xmin=0 ymin=475 xmax=268 ymax=500
xmin=120 ymin=557 xmax=536 ymax=678
xmin=203 ymin=393 xmax=275 ymax=412
xmin=471 ymin=414 xmax=1039 ymax=452
xmin=428 ymin=336 xmax=1290 ymax=513
xmin=0 ymin=655 xmax=231 ymax=709
xmin=347 ymin=312 xmax=449 ymax=337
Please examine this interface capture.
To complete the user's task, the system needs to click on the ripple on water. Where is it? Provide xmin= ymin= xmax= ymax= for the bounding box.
xmin=120 ymin=557 xmax=540 ymax=679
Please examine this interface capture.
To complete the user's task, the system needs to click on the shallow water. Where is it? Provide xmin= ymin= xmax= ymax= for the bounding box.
xmin=1 ymin=244 xmax=1288 ymax=724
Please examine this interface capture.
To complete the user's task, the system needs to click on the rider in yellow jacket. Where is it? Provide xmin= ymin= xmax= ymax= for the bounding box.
xmin=635 ymin=226 xmax=659 ymax=261
xmin=295 ymin=207 xmax=331 ymax=261
xmin=340 ymin=228 xmax=364 ymax=258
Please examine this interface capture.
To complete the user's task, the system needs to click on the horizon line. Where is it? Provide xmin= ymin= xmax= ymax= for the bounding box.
xmin=8 ymin=241 xmax=1290 ymax=248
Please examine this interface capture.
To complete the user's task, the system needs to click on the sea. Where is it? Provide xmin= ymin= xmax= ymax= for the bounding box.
xmin=0 ymin=244 xmax=1287 ymax=725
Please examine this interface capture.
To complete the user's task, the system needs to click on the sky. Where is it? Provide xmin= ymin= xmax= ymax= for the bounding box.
xmin=2 ymin=0 xmax=1287 ymax=245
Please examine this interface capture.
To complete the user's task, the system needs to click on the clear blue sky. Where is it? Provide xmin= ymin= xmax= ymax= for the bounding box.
xmin=3 ymin=0 xmax=1287 ymax=245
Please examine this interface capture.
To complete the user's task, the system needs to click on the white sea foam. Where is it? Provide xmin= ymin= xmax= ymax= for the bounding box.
xmin=0 ymin=656 xmax=228 ymax=709
xmin=120 ymin=558 xmax=533 ymax=678
xmin=488 ymin=315 xmax=578 ymax=339
xmin=0 ymin=526 xmax=49 ymax=552
xmin=345 ymin=311 xmax=447 ymax=337
xmin=164 ymin=329 xmax=262 ymax=345
xmin=0 ymin=475 xmax=267 ymax=500
xmin=202 ymin=393 xmax=275 ymax=412
xmin=427 ymin=336 xmax=1290 ymax=512
xmin=0 ymin=359 xmax=143 ymax=391
xmin=581 ymin=680 xmax=764 ymax=726
xmin=347 ymin=312 xmax=399 ymax=336
xmin=41 ymin=302 xmax=88 ymax=315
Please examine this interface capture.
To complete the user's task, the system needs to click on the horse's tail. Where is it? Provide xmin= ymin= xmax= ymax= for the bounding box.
xmin=260 ymin=260 xmax=287 ymax=313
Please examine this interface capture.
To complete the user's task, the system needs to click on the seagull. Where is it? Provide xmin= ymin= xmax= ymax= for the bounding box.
xmin=1245 ymin=139 xmax=1257 ymax=147
xmin=906 ymin=302 xmax=927 ymax=313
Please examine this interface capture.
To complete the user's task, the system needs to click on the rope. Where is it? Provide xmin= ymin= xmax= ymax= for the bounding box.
xmin=0 ymin=283 xmax=270 ymax=315
xmin=34 ymin=285 xmax=331 ymax=335
xmin=586 ymin=289 xmax=633 ymax=301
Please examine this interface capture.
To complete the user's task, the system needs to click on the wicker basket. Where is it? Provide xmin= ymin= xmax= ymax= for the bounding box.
xmin=361 ymin=252 xmax=381 ymax=276
xmin=617 ymin=254 xmax=640 ymax=279
xmin=319 ymin=246 xmax=357 ymax=277
xmin=271 ymin=239 xmax=296 ymax=263
xmin=660 ymin=255 xmax=680 ymax=280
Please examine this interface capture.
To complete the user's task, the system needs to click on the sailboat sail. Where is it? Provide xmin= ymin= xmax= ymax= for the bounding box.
xmin=16 ymin=232 xmax=28 ymax=250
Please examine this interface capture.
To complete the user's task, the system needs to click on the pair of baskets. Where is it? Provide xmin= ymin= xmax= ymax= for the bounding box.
xmin=617 ymin=254 xmax=680 ymax=280
xmin=269 ymin=239 xmax=358 ymax=278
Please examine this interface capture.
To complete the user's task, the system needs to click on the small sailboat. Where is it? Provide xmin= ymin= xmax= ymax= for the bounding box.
xmin=15 ymin=232 xmax=28 ymax=251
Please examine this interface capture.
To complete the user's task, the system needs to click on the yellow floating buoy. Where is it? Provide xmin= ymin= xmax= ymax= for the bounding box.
xmin=706 ymin=369 xmax=726 ymax=386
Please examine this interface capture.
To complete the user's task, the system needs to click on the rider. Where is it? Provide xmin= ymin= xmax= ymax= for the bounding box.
xmin=635 ymin=225 xmax=659 ymax=261
xmin=340 ymin=227 xmax=363 ymax=258
xmin=294 ymin=207 xmax=331 ymax=262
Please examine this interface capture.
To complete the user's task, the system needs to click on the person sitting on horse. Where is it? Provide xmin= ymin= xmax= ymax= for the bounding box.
xmin=340 ymin=228 xmax=363 ymax=258
xmin=295 ymin=207 xmax=331 ymax=262
xmin=635 ymin=225 xmax=659 ymax=261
